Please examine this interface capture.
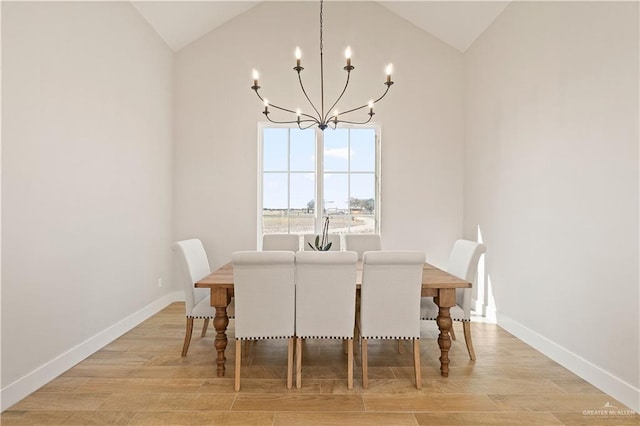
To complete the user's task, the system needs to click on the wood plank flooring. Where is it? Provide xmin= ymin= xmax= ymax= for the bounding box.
xmin=2 ymin=302 xmax=637 ymax=425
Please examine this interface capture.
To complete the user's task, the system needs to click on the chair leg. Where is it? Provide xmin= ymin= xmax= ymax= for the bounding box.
xmin=354 ymin=299 xmax=361 ymax=343
xmin=181 ymin=317 xmax=194 ymax=357
xmin=235 ymin=340 xmax=241 ymax=391
xmin=296 ymin=337 xmax=303 ymax=389
xmin=201 ymin=318 xmax=209 ymax=337
xmin=463 ymin=321 xmax=476 ymax=361
xmin=243 ymin=340 xmax=251 ymax=361
xmin=450 ymin=322 xmax=457 ymax=340
xmin=287 ymin=337 xmax=294 ymax=389
xmin=413 ymin=339 xmax=422 ymax=389
xmin=361 ymin=338 xmax=369 ymax=389
xmin=347 ymin=339 xmax=354 ymax=390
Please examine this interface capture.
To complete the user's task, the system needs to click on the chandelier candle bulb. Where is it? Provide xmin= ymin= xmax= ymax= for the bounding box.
xmin=295 ymin=47 xmax=302 ymax=68
xmin=263 ymin=99 xmax=269 ymax=113
xmin=368 ymin=100 xmax=374 ymax=115
xmin=345 ymin=46 xmax=352 ymax=67
xmin=386 ymin=64 xmax=393 ymax=84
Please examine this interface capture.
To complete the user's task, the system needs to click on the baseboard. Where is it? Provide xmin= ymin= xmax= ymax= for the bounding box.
xmin=471 ymin=297 xmax=485 ymax=315
xmin=497 ymin=312 xmax=639 ymax=414
xmin=1 ymin=291 xmax=184 ymax=411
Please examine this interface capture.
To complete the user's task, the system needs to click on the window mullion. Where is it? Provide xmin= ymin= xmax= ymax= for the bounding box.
xmin=315 ymin=128 xmax=323 ymax=234
xmin=347 ymin=129 xmax=352 ymax=233
xmin=287 ymin=128 xmax=291 ymax=234
xmin=376 ymin=130 xmax=380 ymax=235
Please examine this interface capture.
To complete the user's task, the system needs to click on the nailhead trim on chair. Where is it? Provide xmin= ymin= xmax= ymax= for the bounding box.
xmin=420 ymin=316 xmax=469 ymax=322
xmin=296 ymin=336 xmax=354 ymax=339
xmin=237 ymin=336 xmax=293 ymax=340
xmin=361 ymin=336 xmax=420 ymax=340
xmin=187 ymin=315 xmax=235 ymax=319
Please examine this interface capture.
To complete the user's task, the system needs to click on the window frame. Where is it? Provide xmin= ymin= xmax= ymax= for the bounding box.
xmin=257 ymin=122 xmax=381 ymax=245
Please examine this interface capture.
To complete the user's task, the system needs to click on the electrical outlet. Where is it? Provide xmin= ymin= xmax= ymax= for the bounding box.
xmin=157 ymin=278 xmax=163 ymax=288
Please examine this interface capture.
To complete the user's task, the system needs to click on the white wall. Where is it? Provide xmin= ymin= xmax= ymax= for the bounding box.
xmin=465 ymin=1 xmax=639 ymax=411
xmin=173 ymin=1 xmax=465 ymax=270
xmin=6 ymin=0 xmax=635 ymax=415
xmin=1 ymin=1 xmax=174 ymax=407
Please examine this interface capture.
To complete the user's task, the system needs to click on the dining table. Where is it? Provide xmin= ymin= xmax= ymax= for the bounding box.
xmin=195 ymin=260 xmax=470 ymax=378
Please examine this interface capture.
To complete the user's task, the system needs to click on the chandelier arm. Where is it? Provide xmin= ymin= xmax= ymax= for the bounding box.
xmin=335 ymin=84 xmax=392 ymax=117
xmin=269 ymin=118 xmax=322 ymax=129
xmin=254 ymin=89 xmax=301 ymax=116
xmin=298 ymin=121 xmax=318 ymax=130
xmin=263 ymin=115 xmax=298 ymax=125
xmin=266 ymin=103 xmax=300 ymax=115
xmin=323 ymin=70 xmax=352 ymax=124
xmin=297 ymin=72 xmax=322 ymax=120
xmin=335 ymin=115 xmax=374 ymax=126
xmin=263 ymin=113 xmax=318 ymax=126
xmin=372 ymin=83 xmax=393 ymax=103
xmin=256 ymin=87 xmax=319 ymax=123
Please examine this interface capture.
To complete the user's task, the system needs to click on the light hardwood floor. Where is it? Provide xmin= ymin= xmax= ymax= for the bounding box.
xmin=2 ymin=302 xmax=637 ymax=425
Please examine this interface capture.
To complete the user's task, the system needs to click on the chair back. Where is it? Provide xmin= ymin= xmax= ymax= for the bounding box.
xmin=303 ymin=234 xmax=342 ymax=251
xmin=360 ymin=251 xmax=426 ymax=339
xmin=447 ymin=240 xmax=487 ymax=313
xmin=295 ymin=251 xmax=358 ymax=338
xmin=232 ymin=251 xmax=295 ymax=340
xmin=173 ymin=239 xmax=211 ymax=316
xmin=343 ymin=234 xmax=382 ymax=259
xmin=262 ymin=233 xmax=300 ymax=252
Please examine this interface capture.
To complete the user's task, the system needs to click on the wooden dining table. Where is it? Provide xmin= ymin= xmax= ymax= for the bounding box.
xmin=195 ymin=261 xmax=470 ymax=378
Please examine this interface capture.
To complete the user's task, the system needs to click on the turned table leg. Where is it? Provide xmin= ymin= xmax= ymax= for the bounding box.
xmin=211 ymin=288 xmax=230 ymax=377
xmin=435 ymin=288 xmax=456 ymax=377
xmin=436 ymin=306 xmax=452 ymax=377
xmin=213 ymin=306 xmax=229 ymax=376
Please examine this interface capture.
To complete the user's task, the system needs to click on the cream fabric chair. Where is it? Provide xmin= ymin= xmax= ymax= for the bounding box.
xmin=232 ymin=251 xmax=296 ymax=391
xmin=343 ymin=234 xmax=382 ymax=342
xmin=295 ymin=251 xmax=358 ymax=389
xmin=173 ymin=239 xmax=234 ymax=357
xmin=420 ymin=240 xmax=486 ymax=361
xmin=360 ymin=250 xmax=426 ymax=389
xmin=303 ymin=233 xmax=342 ymax=251
xmin=262 ymin=233 xmax=300 ymax=252
xmin=343 ymin=234 xmax=382 ymax=259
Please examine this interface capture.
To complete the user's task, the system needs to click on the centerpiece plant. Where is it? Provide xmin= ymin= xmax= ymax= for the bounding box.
xmin=308 ymin=216 xmax=332 ymax=251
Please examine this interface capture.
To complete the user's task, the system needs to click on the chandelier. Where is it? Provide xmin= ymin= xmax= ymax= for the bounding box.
xmin=250 ymin=0 xmax=394 ymax=131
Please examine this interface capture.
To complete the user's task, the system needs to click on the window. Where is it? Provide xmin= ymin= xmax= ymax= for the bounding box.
xmin=259 ymin=125 xmax=379 ymax=239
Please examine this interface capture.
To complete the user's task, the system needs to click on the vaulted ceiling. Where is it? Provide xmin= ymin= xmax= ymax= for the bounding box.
xmin=131 ymin=1 xmax=510 ymax=53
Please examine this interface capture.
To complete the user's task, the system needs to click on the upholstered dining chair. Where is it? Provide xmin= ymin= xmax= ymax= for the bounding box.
xmin=343 ymin=233 xmax=382 ymax=342
xmin=173 ymin=239 xmax=234 ymax=357
xmin=262 ymin=233 xmax=299 ymax=252
xmin=420 ymin=239 xmax=486 ymax=361
xmin=302 ymin=233 xmax=342 ymax=251
xmin=294 ymin=251 xmax=358 ymax=389
xmin=343 ymin=234 xmax=382 ymax=259
xmin=360 ymin=250 xmax=426 ymax=389
xmin=231 ymin=251 xmax=296 ymax=391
